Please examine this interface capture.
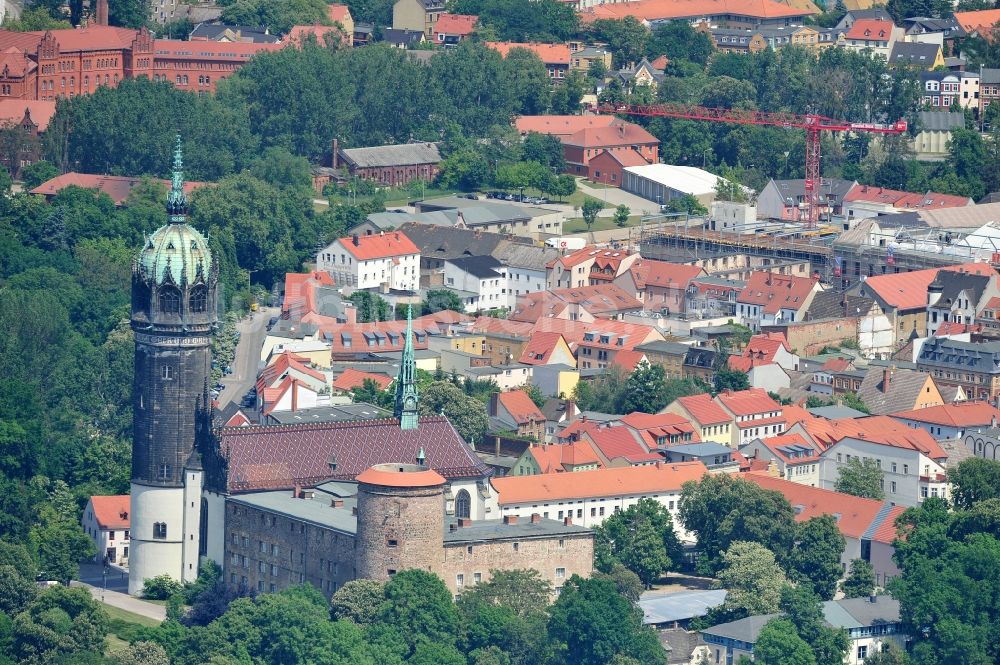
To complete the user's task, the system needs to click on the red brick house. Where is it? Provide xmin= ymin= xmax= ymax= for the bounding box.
xmin=333 ymin=140 xmax=441 ymax=187
xmin=562 ymin=123 xmax=659 ymax=176
xmin=433 ymin=14 xmax=478 ymax=46
xmin=0 ymin=99 xmax=54 ymax=176
xmin=587 ymin=147 xmax=650 ymax=186
xmin=485 ymin=41 xmax=571 ymax=82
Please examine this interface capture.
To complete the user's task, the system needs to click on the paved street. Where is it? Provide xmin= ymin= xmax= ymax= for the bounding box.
xmin=72 ymin=581 xmax=166 ymax=621
xmin=217 ymin=306 xmax=276 ymax=408
xmin=575 ymin=180 xmax=661 ymax=214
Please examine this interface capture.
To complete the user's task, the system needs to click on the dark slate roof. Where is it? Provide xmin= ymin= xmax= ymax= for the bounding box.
xmin=447 ymin=255 xmax=504 ymax=278
xmin=636 ymin=340 xmax=693 ymax=356
xmin=492 ymin=242 xmax=559 ymax=272
xmin=541 ymin=398 xmax=571 ymax=421
xmin=339 ymin=142 xmax=441 ymax=169
xmin=805 ymin=291 xmax=875 ymax=321
xmin=266 ymin=403 xmax=391 ymax=425
xmin=444 ymin=518 xmax=590 ymax=543
xmin=188 ymin=23 xmax=280 ymax=43
xmin=807 ymin=405 xmax=868 ymax=419
xmin=217 ymin=416 xmax=489 ymax=492
xmin=382 ymin=28 xmax=425 ymax=47
xmin=889 ymin=41 xmax=941 ymax=65
xmin=931 ymin=270 xmax=990 ymax=307
xmin=981 ymin=68 xmax=1000 ymax=85
xmin=765 ymin=178 xmax=855 ymax=204
xmin=684 ymin=347 xmax=717 ymax=369
xmin=701 ymin=613 xmax=777 ymax=643
xmin=917 ymin=111 xmax=965 ymax=132
xmin=399 ymin=222 xmax=509 ymax=260
xmin=846 ymin=8 xmax=893 ymax=21
xmin=979 ymin=192 xmax=1000 ymax=204
xmin=857 ymin=367 xmax=934 ymax=415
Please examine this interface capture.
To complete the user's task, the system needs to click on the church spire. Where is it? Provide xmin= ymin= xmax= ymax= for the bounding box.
xmin=394 ymin=305 xmax=419 ymax=430
xmin=167 ymin=134 xmax=188 ymax=223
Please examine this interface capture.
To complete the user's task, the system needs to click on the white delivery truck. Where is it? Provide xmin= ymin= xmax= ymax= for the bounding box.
xmin=545 ymin=237 xmax=586 ymax=251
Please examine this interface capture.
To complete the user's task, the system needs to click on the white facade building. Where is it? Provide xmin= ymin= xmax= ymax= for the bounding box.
xmin=82 ymin=496 xmax=131 ymax=566
xmin=316 ymin=232 xmax=420 ymax=292
xmin=820 ymin=437 xmax=949 ymax=507
xmin=443 ymin=256 xmax=508 ymax=313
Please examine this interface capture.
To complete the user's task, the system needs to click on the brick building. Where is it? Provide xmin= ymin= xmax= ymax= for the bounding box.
xmin=333 ymin=140 xmax=441 ymax=187
xmin=0 ymin=26 xmax=280 ymax=102
xmin=224 ymin=463 xmax=592 ymax=597
xmin=561 ymin=123 xmax=659 ymax=177
xmin=485 ymin=41 xmax=571 ymax=82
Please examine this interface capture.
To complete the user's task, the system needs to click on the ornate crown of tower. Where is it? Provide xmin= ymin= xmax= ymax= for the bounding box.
xmin=394 ymin=305 xmax=420 ymax=430
xmin=166 ymin=135 xmax=188 ymax=223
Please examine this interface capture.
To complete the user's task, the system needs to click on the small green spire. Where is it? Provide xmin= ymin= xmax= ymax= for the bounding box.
xmin=167 ymin=134 xmax=187 ymax=223
xmin=394 ymin=304 xmax=419 ymax=430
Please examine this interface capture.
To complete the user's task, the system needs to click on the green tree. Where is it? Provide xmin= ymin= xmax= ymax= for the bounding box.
xmin=647 ymin=21 xmax=714 ymax=66
xmin=588 ymin=17 xmax=649 ymax=69
xmin=348 ymin=291 xmax=391 ymax=323
xmin=350 ymin=378 xmax=394 ymax=409
xmin=111 ymin=641 xmax=171 ymax=665
xmin=679 ymin=473 xmax=796 ymax=574
xmin=109 ymin=0 xmax=149 ymax=27
xmin=754 ymin=618 xmax=817 ymax=665
xmin=780 ymin=585 xmax=849 ymax=665
xmin=948 ymin=458 xmax=1000 ymax=510
xmin=450 ymin=0 xmax=578 ymax=41
xmin=613 ymin=204 xmax=630 ymax=228
xmin=618 ymin=361 xmax=671 ymax=413
xmin=594 ymin=498 xmax=681 ymax=586
xmin=0 ymin=565 xmax=37 ymax=615
xmin=788 ymin=515 xmax=845 ymax=601
xmin=521 ymin=132 xmax=566 ymax=171
xmin=424 ymin=289 xmax=466 ymax=315
xmin=581 ymin=197 xmax=602 ymax=235
xmin=502 ymin=48 xmax=553 ymax=116
xmin=1 ymin=7 xmax=72 ymax=31
xmin=142 ymin=575 xmax=184 ymax=600
xmin=380 ymin=569 xmax=458 ymax=655
xmin=713 ymin=365 xmax=750 ymax=392
xmin=860 ymin=643 xmax=910 ymax=665
xmin=593 ymin=563 xmax=643 ymax=604
xmin=458 ymin=570 xmax=551 ymax=665
xmin=29 ymin=481 xmax=96 ymax=584
xmin=717 ymin=541 xmax=787 ymax=616
xmin=11 ymin=586 xmax=109 ymax=664
xmin=547 ymin=575 xmax=665 ymax=665
xmin=220 ymin=0 xmax=331 ymax=34
xmin=840 ymin=558 xmax=876 ymax=598
xmin=330 ymin=579 xmax=386 ymax=624
xmin=834 ymin=457 xmax=885 ymax=500
xmin=420 ymin=381 xmax=489 ymax=442
xmin=437 ymin=150 xmax=492 ymax=191
xmin=665 ymin=193 xmax=708 ymax=215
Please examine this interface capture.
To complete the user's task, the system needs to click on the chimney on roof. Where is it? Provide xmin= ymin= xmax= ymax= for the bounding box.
xmin=332 ymin=139 xmax=339 ymax=169
xmin=344 ymin=303 xmax=357 ymax=325
xmin=352 ymin=234 xmax=360 ymax=247
xmin=450 ymin=523 xmax=458 ymax=531
xmin=504 ymin=514 xmax=518 ymax=525
xmin=331 ymin=499 xmax=344 ymax=508
xmin=458 ymin=517 xmax=472 ymax=527
xmin=95 ymin=0 xmax=109 ymax=25
xmin=530 ymin=513 xmax=541 ymax=523
xmin=563 ymin=516 xmax=573 ymax=526
xmin=352 ymin=506 xmax=358 ymax=515
xmin=293 ymin=483 xmax=301 ymax=498
xmin=869 ymin=592 xmax=877 ymax=603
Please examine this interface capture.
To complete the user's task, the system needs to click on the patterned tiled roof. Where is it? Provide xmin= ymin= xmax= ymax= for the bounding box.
xmin=217 ymin=416 xmax=488 ymax=492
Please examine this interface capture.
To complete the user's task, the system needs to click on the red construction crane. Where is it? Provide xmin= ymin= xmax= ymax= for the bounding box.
xmin=594 ymin=103 xmax=908 ymax=228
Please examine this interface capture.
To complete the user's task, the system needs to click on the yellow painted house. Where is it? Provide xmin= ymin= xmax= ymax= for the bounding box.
xmin=662 ymin=394 xmax=735 ymax=447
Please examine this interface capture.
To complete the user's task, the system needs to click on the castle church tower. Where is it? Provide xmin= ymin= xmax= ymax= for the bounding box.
xmin=393 ymin=305 xmax=419 ymax=430
xmin=128 ymin=137 xmax=217 ymax=595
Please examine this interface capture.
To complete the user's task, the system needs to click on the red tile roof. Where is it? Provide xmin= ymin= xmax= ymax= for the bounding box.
xmin=800 ymin=415 xmax=948 ymax=460
xmin=218 ymin=416 xmax=488 ymax=491
xmin=650 ymin=55 xmax=669 ymax=69
xmin=511 ymin=284 xmax=642 ymax=323
xmin=676 ymin=393 xmax=731 ymax=425
xmin=498 ymin=390 xmax=545 ymax=425
xmin=846 ymin=185 xmax=971 ymax=209
xmin=518 ymin=331 xmax=569 ymax=365
xmin=889 ymin=402 xmax=1000 ymax=428
xmin=485 ymin=41 xmax=571 ymax=64
xmin=282 ymin=271 xmax=336 ymax=318
xmin=845 ymin=19 xmax=895 ymax=41
xmin=954 ymin=8 xmax=1000 ymax=34
xmin=257 ymin=351 xmax=326 ymax=392
xmin=89 ymin=495 xmax=130 ymax=530
xmin=585 ymin=425 xmax=649 ymax=462
xmin=0 ymin=47 xmax=35 ymax=78
xmin=327 ymin=3 xmax=352 ymax=22
xmin=737 ymin=272 xmax=818 ymax=315
xmin=331 ymin=368 xmax=393 ymax=392
xmin=613 ymin=350 xmax=648 ymax=373
xmin=30 ymin=172 xmax=206 ymax=205
xmin=434 ymin=13 xmax=478 ymax=36
xmin=0 ymin=99 xmax=55 ymax=131
xmin=934 ymin=321 xmax=982 ymax=336
xmin=717 ymin=388 xmax=781 ymax=417
xmin=152 ymin=38 xmax=280 ymax=60
xmin=548 ymin=245 xmax=635 ymax=270
xmin=562 ymin=123 xmax=660 ymax=149
xmin=580 ymin=0 xmax=812 ymax=22
xmin=594 ymin=148 xmax=650 ymax=167
xmin=556 ymin=417 xmax=601 ymax=442
xmin=528 ymin=441 xmax=602 ymax=472
xmin=861 ymin=263 xmax=995 ymax=311
xmin=782 ymin=404 xmax=814 ymax=427
xmin=746 ymin=473 xmax=903 ymax=543
xmin=0 ymin=26 xmax=140 ymax=52
xmin=756 ymin=433 xmax=821 ymax=465
xmin=621 ymin=412 xmax=700 ymax=446
xmin=287 ymin=25 xmax=347 ymax=45
xmin=337 ymin=231 xmax=418 ymax=261
xmin=515 ymin=115 xmax=619 ymax=137
xmin=630 ymin=260 xmax=706 ymax=290
xmin=320 ymin=312 xmax=468 ymax=354
xmin=820 ymin=357 xmax=853 ymax=372
xmin=493 ymin=461 xmax=708 ymax=504
xmin=356 ymin=466 xmax=445 ymax=488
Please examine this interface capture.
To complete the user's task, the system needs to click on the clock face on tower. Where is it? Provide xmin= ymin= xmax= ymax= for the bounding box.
xmin=404 ymin=396 xmax=417 ymax=411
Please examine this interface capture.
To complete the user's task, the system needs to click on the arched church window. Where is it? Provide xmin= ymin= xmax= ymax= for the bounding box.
xmin=199 ymin=499 xmax=208 ymax=556
xmin=456 ymin=489 xmax=471 ymax=519
xmin=189 ymin=286 xmax=207 ymax=313
xmin=159 ymin=287 xmax=180 ymax=314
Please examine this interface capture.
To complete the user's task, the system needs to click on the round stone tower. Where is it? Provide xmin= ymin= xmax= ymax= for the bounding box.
xmin=128 ymin=137 xmax=218 ymax=594
xmin=355 ymin=464 xmax=446 ymax=581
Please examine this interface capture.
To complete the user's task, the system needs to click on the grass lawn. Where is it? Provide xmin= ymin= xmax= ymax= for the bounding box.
xmin=563 ymin=215 xmax=642 ymax=234
xmin=101 ymin=602 xmax=161 ymax=656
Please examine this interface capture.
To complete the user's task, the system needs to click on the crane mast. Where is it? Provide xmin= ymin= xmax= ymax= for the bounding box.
xmin=595 ymin=103 xmax=907 ymax=228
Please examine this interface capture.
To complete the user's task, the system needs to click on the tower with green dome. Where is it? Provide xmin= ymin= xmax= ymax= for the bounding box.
xmin=128 ymin=136 xmax=218 ymax=595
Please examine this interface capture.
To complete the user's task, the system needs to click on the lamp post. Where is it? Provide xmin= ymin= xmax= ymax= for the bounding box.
xmin=102 ymin=564 xmax=108 ymax=603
